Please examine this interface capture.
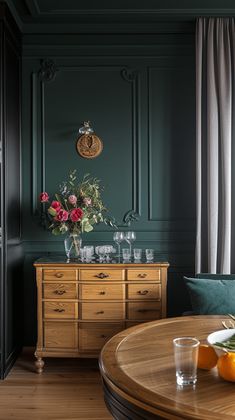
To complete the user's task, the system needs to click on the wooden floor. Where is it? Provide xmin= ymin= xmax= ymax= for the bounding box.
xmin=0 ymin=349 xmax=112 ymax=420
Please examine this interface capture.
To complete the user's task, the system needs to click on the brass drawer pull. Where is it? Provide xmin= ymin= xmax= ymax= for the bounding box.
xmin=137 ymin=290 xmax=149 ymax=295
xmin=95 ymin=273 xmax=109 ymax=279
xmin=55 ymin=273 xmax=63 ymax=278
xmin=138 ymin=273 xmax=147 ymax=278
xmin=96 ymin=311 xmax=104 ymax=314
xmin=54 ymin=290 xmax=66 ymax=295
xmin=53 ymin=308 xmax=65 ymax=313
xmin=99 ymin=291 xmax=106 ymax=295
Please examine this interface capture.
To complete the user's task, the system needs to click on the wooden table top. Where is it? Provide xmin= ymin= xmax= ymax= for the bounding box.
xmin=99 ymin=315 xmax=235 ymax=420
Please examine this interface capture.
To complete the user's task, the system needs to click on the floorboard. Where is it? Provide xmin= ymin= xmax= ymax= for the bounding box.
xmin=0 ymin=348 xmax=112 ymax=420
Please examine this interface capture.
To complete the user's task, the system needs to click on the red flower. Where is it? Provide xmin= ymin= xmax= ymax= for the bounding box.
xmin=55 ymin=209 xmax=69 ymax=222
xmin=39 ymin=192 xmax=49 ymax=202
xmin=70 ymin=208 xmax=83 ymax=222
xmin=51 ymin=200 xmax=61 ymax=213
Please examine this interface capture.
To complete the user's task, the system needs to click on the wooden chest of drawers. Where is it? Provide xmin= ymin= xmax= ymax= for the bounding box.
xmin=34 ymin=259 xmax=169 ymax=373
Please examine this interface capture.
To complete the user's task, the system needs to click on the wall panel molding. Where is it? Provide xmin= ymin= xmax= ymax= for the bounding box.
xmin=31 ymin=62 xmax=141 ymax=227
xmin=120 ymin=67 xmax=141 ymax=220
xmin=147 ymin=59 xmax=195 ymax=229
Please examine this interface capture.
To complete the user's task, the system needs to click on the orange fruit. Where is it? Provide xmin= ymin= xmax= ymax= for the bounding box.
xmin=217 ymin=352 xmax=235 ymax=382
xmin=197 ymin=344 xmax=218 ymax=370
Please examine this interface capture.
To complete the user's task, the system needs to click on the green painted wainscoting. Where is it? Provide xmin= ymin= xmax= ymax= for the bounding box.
xmin=21 ymin=28 xmax=195 ymax=345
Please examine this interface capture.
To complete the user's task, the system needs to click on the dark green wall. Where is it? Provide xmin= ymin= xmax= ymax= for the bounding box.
xmin=21 ymin=28 xmax=196 ymax=344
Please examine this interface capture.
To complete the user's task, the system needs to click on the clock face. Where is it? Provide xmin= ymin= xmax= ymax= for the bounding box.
xmin=76 ymin=133 xmax=103 ymax=159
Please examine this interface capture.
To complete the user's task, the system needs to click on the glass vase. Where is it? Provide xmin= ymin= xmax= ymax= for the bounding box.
xmin=64 ymin=234 xmax=82 ymax=260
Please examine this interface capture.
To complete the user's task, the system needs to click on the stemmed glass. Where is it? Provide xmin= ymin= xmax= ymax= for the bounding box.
xmin=124 ymin=231 xmax=136 ymax=257
xmin=113 ymin=232 xmax=125 ymax=257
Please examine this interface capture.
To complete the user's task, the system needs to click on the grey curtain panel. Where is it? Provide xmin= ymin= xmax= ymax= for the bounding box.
xmin=196 ymin=18 xmax=235 ymax=274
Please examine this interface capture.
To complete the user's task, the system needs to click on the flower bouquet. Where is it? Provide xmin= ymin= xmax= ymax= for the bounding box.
xmin=39 ymin=170 xmax=115 ymax=258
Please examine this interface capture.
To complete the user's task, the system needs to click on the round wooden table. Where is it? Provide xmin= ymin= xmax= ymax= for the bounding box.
xmin=99 ymin=315 xmax=235 ymax=420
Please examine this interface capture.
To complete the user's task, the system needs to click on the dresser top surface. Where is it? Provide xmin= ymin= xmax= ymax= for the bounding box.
xmin=34 ymin=256 xmax=169 ymax=267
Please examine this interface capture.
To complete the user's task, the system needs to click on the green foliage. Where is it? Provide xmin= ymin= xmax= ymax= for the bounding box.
xmin=40 ymin=170 xmax=115 ymax=236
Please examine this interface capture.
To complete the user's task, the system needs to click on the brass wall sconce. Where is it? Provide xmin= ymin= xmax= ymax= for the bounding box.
xmin=76 ymin=121 xmax=103 ymax=159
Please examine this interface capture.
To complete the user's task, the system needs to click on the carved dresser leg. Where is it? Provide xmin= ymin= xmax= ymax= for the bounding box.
xmin=35 ymin=356 xmax=45 ymax=374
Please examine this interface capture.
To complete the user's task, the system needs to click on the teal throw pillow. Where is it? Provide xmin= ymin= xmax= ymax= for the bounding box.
xmin=184 ymin=277 xmax=235 ymax=315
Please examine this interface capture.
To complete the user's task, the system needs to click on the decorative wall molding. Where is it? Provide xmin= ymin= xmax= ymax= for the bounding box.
xmin=31 ymin=73 xmax=38 ymax=214
xmin=147 ymin=63 xmax=195 ymax=225
xmin=120 ymin=67 xmax=141 ymax=219
xmin=9 ymin=0 xmax=235 ymax=26
xmin=116 ymin=210 xmax=140 ymax=228
xmin=31 ymin=70 xmax=46 ymax=215
xmin=38 ymin=59 xmax=58 ymax=82
xmin=121 ymin=68 xmax=138 ymax=83
xmin=31 ymin=64 xmax=141 ymax=227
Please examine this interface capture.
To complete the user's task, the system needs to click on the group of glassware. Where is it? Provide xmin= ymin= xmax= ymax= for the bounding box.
xmin=79 ymin=245 xmax=116 ymax=263
xmin=77 ymin=232 xmax=154 ymax=263
xmin=113 ymin=231 xmax=154 ymax=262
xmin=78 ymin=245 xmax=116 ymax=263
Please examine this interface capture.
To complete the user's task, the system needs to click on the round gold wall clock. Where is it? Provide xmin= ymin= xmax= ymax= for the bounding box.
xmin=76 ymin=121 xmax=103 ymax=159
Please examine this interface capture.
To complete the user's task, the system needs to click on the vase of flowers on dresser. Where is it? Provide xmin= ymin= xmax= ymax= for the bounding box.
xmin=39 ymin=170 xmax=115 ymax=260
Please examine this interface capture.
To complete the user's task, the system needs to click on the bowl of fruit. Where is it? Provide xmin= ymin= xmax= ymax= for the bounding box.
xmin=207 ymin=328 xmax=235 ymax=357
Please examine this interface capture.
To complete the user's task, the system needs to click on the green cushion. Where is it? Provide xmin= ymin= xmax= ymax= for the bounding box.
xmin=184 ymin=277 xmax=235 ymax=315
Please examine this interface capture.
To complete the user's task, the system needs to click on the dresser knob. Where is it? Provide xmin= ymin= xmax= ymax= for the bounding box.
xmin=138 ymin=273 xmax=147 ymax=278
xmin=96 ymin=311 xmax=104 ymax=314
xmin=54 ymin=290 xmax=66 ymax=295
xmin=95 ymin=273 xmax=109 ymax=279
xmin=55 ymin=273 xmax=63 ymax=278
xmin=137 ymin=290 xmax=149 ymax=295
xmin=99 ymin=291 xmax=106 ymax=295
xmin=54 ymin=308 xmax=65 ymax=313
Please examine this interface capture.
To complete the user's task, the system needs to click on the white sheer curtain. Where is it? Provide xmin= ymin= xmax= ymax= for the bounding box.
xmin=196 ymin=18 xmax=235 ymax=274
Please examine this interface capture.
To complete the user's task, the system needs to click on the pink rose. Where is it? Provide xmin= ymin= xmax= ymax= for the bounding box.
xmin=55 ymin=209 xmax=69 ymax=222
xmin=83 ymin=197 xmax=92 ymax=206
xmin=68 ymin=195 xmax=77 ymax=205
xmin=51 ymin=201 xmax=61 ymax=212
xmin=39 ymin=192 xmax=49 ymax=202
xmin=70 ymin=208 xmax=83 ymax=222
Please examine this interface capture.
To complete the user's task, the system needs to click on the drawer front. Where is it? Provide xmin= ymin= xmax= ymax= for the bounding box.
xmin=43 ymin=269 xmax=78 ymax=281
xmin=127 ymin=269 xmax=160 ymax=281
xmin=127 ymin=302 xmax=161 ymax=320
xmin=43 ymin=282 xmax=78 ymax=299
xmin=81 ymin=284 xmax=125 ymax=300
xmin=44 ymin=321 xmax=77 ymax=349
xmin=80 ymin=269 xmax=124 ymax=281
xmin=44 ymin=302 xmax=78 ymax=319
xmin=127 ymin=284 xmax=161 ymax=300
xmin=82 ymin=302 xmax=125 ymax=320
xmin=79 ymin=322 xmax=124 ymax=350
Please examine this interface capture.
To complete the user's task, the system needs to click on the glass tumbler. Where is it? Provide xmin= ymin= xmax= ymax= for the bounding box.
xmin=145 ymin=249 xmax=154 ymax=261
xmin=173 ymin=337 xmax=200 ymax=386
xmin=122 ymin=248 xmax=131 ymax=261
xmin=133 ymin=248 xmax=142 ymax=261
xmin=83 ymin=247 xmax=93 ymax=262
